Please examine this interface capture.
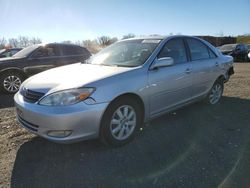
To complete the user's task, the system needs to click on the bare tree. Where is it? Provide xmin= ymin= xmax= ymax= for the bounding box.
xmin=122 ymin=33 xmax=135 ymax=39
xmin=0 ymin=37 xmax=6 ymax=49
xmin=30 ymin=37 xmax=42 ymax=45
xmin=8 ymin=38 xmax=19 ymax=48
xmin=82 ymin=40 xmax=93 ymax=48
xmin=97 ymin=36 xmax=111 ymax=47
xmin=97 ymin=36 xmax=117 ymax=47
xmin=110 ymin=37 xmax=118 ymax=43
xmin=75 ymin=40 xmax=83 ymax=46
xmin=18 ymin=36 xmax=30 ymax=47
xmin=82 ymin=39 xmax=101 ymax=54
xmin=8 ymin=36 xmax=42 ymax=47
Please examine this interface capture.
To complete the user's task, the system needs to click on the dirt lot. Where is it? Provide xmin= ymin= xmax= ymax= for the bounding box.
xmin=0 ymin=63 xmax=250 ymax=188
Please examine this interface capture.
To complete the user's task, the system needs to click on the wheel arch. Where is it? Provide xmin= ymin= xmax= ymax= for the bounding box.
xmin=0 ymin=67 xmax=27 ymax=78
xmin=106 ymin=92 xmax=145 ymax=119
xmin=100 ymin=92 xmax=145 ymax=131
xmin=99 ymin=92 xmax=145 ymax=145
xmin=217 ymin=74 xmax=226 ymax=82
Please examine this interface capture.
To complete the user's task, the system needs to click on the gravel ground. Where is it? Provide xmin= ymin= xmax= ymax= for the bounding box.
xmin=0 ymin=63 xmax=250 ymax=188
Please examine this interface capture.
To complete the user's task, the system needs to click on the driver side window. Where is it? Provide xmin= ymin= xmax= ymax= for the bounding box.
xmin=158 ymin=38 xmax=187 ymax=64
xmin=32 ymin=47 xmax=56 ymax=58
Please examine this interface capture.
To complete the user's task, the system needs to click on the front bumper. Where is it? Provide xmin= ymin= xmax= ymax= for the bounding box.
xmin=14 ymin=92 xmax=109 ymax=143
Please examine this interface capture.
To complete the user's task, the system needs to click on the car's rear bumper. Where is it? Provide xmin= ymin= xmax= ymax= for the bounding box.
xmin=14 ymin=92 xmax=109 ymax=143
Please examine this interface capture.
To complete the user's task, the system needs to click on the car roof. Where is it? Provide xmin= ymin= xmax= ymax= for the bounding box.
xmin=121 ymin=35 xmax=203 ymax=42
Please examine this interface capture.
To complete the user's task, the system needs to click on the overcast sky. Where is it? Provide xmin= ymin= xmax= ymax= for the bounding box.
xmin=0 ymin=0 xmax=249 ymax=42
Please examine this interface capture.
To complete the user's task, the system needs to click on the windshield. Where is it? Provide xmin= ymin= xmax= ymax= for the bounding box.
xmin=88 ymin=39 xmax=161 ymax=67
xmin=13 ymin=44 xmax=41 ymax=57
xmin=0 ymin=49 xmax=6 ymax=54
xmin=219 ymin=44 xmax=237 ymax=51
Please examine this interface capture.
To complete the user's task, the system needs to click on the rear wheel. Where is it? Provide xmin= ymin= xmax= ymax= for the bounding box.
xmin=0 ymin=72 xmax=24 ymax=94
xmin=205 ymin=79 xmax=224 ymax=105
xmin=100 ymin=97 xmax=142 ymax=146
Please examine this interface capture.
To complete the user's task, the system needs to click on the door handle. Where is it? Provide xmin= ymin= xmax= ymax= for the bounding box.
xmin=185 ymin=68 xmax=192 ymax=74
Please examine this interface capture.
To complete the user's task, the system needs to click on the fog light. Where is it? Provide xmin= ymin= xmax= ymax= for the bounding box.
xmin=47 ymin=130 xmax=72 ymax=138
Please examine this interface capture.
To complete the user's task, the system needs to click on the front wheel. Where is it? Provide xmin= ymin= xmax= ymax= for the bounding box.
xmin=205 ymin=79 xmax=224 ymax=105
xmin=100 ymin=97 xmax=142 ymax=146
xmin=0 ymin=72 xmax=24 ymax=94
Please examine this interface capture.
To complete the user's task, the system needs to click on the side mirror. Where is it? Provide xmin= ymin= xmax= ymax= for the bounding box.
xmin=150 ymin=57 xmax=174 ymax=70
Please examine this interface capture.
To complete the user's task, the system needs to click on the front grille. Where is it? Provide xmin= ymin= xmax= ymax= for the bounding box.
xmin=21 ymin=88 xmax=45 ymax=103
xmin=18 ymin=115 xmax=39 ymax=132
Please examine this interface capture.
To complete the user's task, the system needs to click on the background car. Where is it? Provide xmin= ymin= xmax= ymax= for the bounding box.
xmin=246 ymin=44 xmax=250 ymax=61
xmin=218 ymin=43 xmax=249 ymax=62
xmin=0 ymin=43 xmax=91 ymax=93
xmin=0 ymin=48 xmax=22 ymax=58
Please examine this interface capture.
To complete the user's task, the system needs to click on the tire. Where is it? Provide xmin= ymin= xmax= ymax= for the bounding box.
xmin=204 ymin=79 xmax=224 ymax=105
xmin=0 ymin=71 xmax=24 ymax=94
xmin=100 ymin=97 xmax=142 ymax=146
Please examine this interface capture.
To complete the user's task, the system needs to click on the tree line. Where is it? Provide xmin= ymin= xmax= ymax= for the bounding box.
xmin=0 ymin=36 xmax=42 ymax=49
xmin=1 ymin=33 xmax=249 ymax=53
xmin=0 ymin=33 xmax=136 ymax=54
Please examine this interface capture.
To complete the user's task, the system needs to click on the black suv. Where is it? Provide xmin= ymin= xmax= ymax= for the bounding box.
xmin=218 ymin=43 xmax=249 ymax=62
xmin=0 ymin=43 xmax=91 ymax=93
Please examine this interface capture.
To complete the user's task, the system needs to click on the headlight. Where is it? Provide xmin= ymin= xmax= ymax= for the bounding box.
xmin=39 ymin=88 xmax=95 ymax=106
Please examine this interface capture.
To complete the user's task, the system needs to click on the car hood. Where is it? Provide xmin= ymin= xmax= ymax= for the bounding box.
xmin=22 ymin=63 xmax=133 ymax=94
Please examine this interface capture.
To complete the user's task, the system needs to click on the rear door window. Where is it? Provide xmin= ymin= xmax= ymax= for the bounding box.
xmin=187 ymin=38 xmax=210 ymax=61
xmin=208 ymin=48 xmax=217 ymax=58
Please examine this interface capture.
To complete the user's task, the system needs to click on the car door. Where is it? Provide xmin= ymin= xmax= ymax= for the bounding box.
xmin=186 ymin=38 xmax=219 ymax=98
xmin=24 ymin=45 xmax=60 ymax=76
xmin=148 ymin=38 xmax=193 ymax=116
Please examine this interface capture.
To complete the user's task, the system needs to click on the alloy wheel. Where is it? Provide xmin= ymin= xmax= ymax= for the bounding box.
xmin=110 ymin=105 xmax=137 ymax=141
xmin=209 ymin=83 xmax=222 ymax=104
xmin=3 ymin=75 xmax=22 ymax=93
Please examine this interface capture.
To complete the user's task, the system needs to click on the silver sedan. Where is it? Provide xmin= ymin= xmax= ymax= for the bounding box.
xmin=14 ymin=36 xmax=234 ymax=146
